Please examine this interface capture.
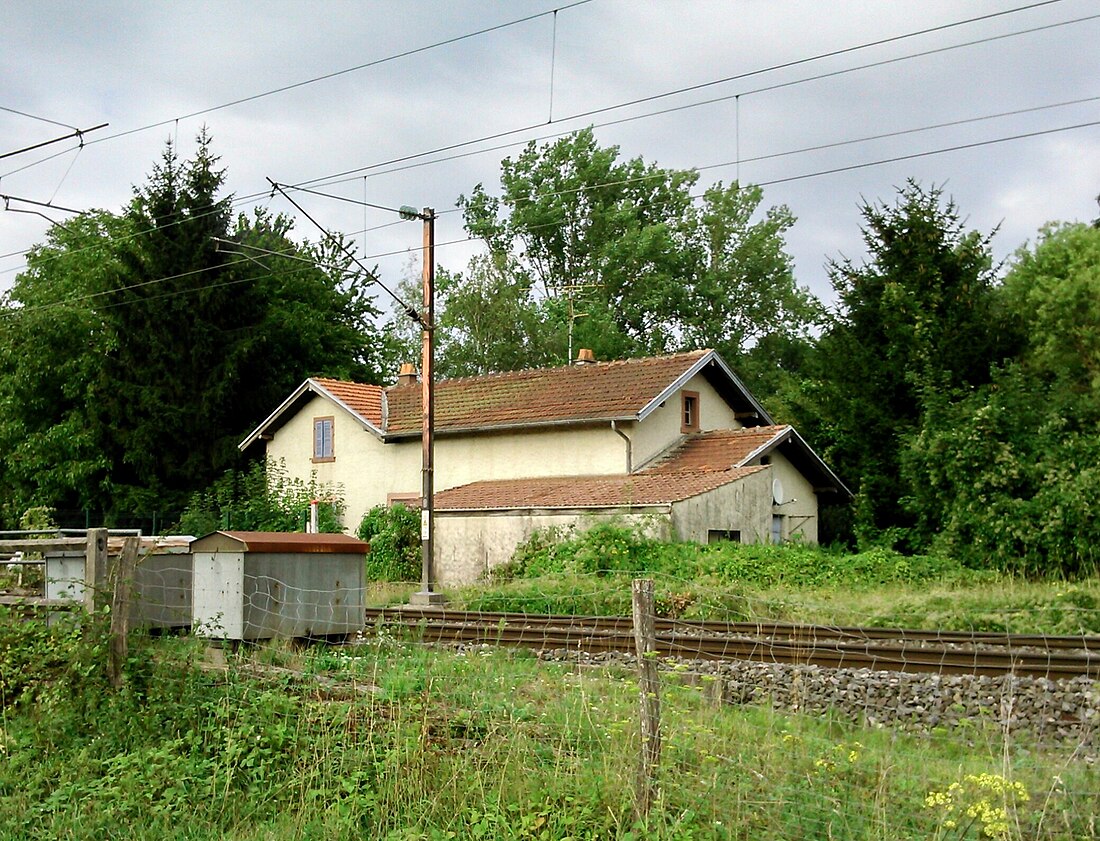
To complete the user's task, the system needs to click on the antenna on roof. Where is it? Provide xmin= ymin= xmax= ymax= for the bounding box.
xmin=558 ymin=281 xmax=601 ymax=363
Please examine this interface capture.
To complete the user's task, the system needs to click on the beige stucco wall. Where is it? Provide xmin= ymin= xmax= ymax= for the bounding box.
xmin=766 ymin=451 xmax=819 ymax=543
xmin=630 ymin=373 xmax=743 ymax=470
xmin=433 ymin=508 xmax=673 ymax=584
xmin=266 ymin=395 xmax=634 ymax=531
xmin=265 ymin=395 xmax=420 ymax=530
xmin=263 ymin=384 xmax=818 ymax=545
xmin=670 ymin=469 xmax=773 ymax=545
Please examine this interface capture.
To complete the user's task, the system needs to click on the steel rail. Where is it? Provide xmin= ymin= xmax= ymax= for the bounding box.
xmin=364 ymin=607 xmax=1100 ymax=650
xmin=362 ymin=608 xmax=1100 ymax=680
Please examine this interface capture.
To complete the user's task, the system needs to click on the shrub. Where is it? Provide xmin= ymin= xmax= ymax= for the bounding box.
xmin=357 ymin=504 xmax=420 ymax=582
xmin=177 ymin=459 xmax=345 ymax=535
xmin=501 ymin=521 xmax=979 ymax=590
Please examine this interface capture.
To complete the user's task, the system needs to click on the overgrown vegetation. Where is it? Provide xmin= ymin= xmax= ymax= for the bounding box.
xmin=1 ymin=613 xmax=1095 ymax=839
xmin=442 ymin=522 xmax=1100 ymax=635
xmin=4 ymin=128 xmax=1100 ymax=576
xmin=357 ymin=503 xmax=421 ymax=582
xmin=176 ymin=459 xmax=345 ymax=535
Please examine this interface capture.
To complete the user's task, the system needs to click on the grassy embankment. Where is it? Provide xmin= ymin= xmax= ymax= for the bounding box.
xmin=0 ymin=611 xmax=1097 ymax=840
xmin=381 ymin=525 xmax=1100 ymax=636
xmin=2 ymin=532 xmax=1097 ymax=839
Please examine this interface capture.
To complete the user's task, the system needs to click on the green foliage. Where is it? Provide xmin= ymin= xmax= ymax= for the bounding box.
xmin=0 ymin=131 xmax=386 ymax=524
xmin=1 ymin=614 xmax=1096 ymax=838
xmin=176 ymin=459 xmax=345 ymax=535
xmin=18 ymin=507 xmax=55 ymax=531
xmin=806 ymin=181 xmax=1009 ymax=545
xmin=479 ymin=521 xmax=979 ymax=617
xmin=902 ymin=223 xmax=1100 ymax=577
xmin=357 ymin=503 xmax=421 ymax=582
xmin=405 ymin=128 xmax=818 ymax=377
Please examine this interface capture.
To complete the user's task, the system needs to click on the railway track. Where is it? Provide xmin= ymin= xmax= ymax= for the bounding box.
xmin=362 ymin=607 xmax=1100 ymax=680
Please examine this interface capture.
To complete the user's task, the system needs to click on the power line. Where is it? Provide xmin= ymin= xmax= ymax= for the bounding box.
xmin=0 ymin=105 xmax=79 ymax=131
xmin=5 ymin=3 xmax=1082 ymax=251
xmin=307 ymin=86 xmax=1100 ymax=200
xmin=274 ymin=94 xmax=1100 ymax=215
xmin=82 ymin=1 xmax=594 ymax=147
xmin=0 ymin=142 xmax=83 ymax=180
xmin=0 ymin=193 xmax=83 ymax=214
xmin=7 ymin=113 xmax=1098 ymax=321
xmin=305 ymin=116 xmax=1100 ymax=270
xmin=291 ymin=2 xmax=1086 ymax=191
xmin=0 ymin=123 xmax=109 ymax=162
xmin=3 ymin=88 xmax=1095 ymax=284
xmin=0 ymin=5 xmax=1089 ymax=277
xmin=267 ymin=180 xmax=421 ymax=322
xmin=745 ymin=118 xmax=1100 ymax=188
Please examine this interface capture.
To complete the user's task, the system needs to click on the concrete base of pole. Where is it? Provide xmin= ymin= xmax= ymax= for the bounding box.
xmin=409 ymin=589 xmax=447 ymax=606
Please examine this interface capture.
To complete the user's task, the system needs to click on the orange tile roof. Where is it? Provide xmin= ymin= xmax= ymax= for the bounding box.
xmin=312 ymin=378 xmax=384 ymax=428
xmin=383 ymin=350 xmax=711 ymax=435
xmin=434 ymin=466 xmax=766 ymax=510
xmin=647 ymin=426 xmax=791 ymax=472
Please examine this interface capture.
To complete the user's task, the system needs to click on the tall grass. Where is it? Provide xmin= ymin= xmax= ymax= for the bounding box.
xmin=1 ymin=613 xmax=1096 ymax=839
xmin=431 ymin=524 xmax=1100 ymax=635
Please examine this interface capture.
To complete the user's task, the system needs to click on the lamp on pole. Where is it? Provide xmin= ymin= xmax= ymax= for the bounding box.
xmin=403 ymin=206 xmax=446 ymax=606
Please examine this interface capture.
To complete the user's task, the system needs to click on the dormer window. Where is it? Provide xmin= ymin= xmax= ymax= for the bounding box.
xmin=313 ymin=416 xmax=334 ymax=462
xmin=681 ymin=391 xmax=700 ymax=433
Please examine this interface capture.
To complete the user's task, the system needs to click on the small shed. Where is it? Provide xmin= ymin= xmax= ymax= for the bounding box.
xmin=191 ymin=531 xmax=369 ymax=640
xmin=44 ymin=535 xmax=193 ymax=628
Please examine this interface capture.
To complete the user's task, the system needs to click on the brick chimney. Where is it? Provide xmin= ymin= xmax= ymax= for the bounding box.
xmin=574 ymin=348 xmax=596 ymax=366
xmin=397 ymin=363 xmax=418 ymax=385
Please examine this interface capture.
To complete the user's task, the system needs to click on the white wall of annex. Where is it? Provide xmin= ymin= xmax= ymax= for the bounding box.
xmin=670 ymin=469 xmax=773 ymax=545
xmin=768 ymin=450 xmax=819 ymax=544
xmin=434 ymin=508 xmax=672 ymax=584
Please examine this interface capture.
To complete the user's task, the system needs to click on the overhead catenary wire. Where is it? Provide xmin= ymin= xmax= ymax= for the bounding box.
xmin=302 ymin=91 xmax=1100 ymax=199
xmin=266 ymin=179 xmax=422 ymax=323
xmin=3 ymin=6 xmax=1088 ymax=273
xmin=289 ymin=4 xmax=1094 ymax=192
xmin=0 ymin=105 xmax=79 ymax=131
xmin=0 ymin=123 xmax=109 ymax=163
xmin=80 ymin=1 xmax=595 ymax=148
xmin=6 ymin=114 xmax=1100 ymax=319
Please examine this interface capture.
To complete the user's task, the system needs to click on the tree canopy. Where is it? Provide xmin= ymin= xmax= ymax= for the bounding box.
xmin=406 ymin=128 xmax=820 ymax=379
xmin=0 ymin=131 xmax=385 ymax=524
xmin=902 ymin=222 xmax=1100 ymax=574
xmin=805 ymin=181 xmax=1011 ymax=544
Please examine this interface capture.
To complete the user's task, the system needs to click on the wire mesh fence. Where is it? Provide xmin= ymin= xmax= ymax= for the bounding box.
xmin=4 ymin=549 xmax=1099 ymax=838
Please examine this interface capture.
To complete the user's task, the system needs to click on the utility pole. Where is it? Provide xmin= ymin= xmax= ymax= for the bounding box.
xmin=264 ymin=181 xmax=445 ymax=604
xmin=411 ymin=207 xmax=445 ymax=606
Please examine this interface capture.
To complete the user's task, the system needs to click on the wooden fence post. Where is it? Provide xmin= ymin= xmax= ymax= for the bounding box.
xmin=632 ymin=578 xmax=662 ymax=821
xmin=83 ymin=528 xmax=108 ymax=613
xmin=107 ymin=536 xmax=140 ymax=690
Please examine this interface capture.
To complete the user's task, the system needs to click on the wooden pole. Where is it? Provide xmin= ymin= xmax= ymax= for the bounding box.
xmin=412 ymin=207 xmax=444 ymax=606
xmin=83 ymin=528 xmax=108 ymax=613
xmin=107 ymin=536 xmax=140 ymax=690
xmin=632 ymin=578 xmax=661 ymax=820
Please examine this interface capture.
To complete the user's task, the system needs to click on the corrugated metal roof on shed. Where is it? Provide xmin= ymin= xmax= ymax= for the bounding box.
xmin=191 ymin=531 xmax=370 ymax=554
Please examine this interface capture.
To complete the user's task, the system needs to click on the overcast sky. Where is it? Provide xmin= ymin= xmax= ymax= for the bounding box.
xmin=2 ymin=0 xmax=1098 ymax=312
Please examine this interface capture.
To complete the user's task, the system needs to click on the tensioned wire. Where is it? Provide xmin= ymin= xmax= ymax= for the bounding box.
xmin=6 ymin=115 xmax=1100 ymax=320
xmin=2 ymin=4 xmax=1091 ymax=273
xmin=4 ymin=104 xmax=1099 ymax=316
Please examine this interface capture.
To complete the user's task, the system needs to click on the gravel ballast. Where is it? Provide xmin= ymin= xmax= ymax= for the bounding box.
xmin=533 ymin=647 xmax=1099 ymax=757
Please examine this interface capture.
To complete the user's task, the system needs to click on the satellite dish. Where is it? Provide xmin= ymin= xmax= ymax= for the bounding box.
xmin=772 ymin=478 xmax=785 ymax=506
